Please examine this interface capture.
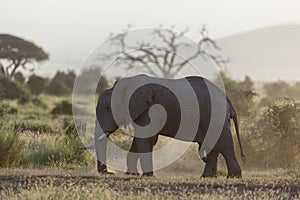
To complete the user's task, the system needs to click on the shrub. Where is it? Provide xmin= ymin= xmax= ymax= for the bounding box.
xmin=0 ymin=101 xmax=18 ymax=116
xmin=13 ymin=72 xmax=25 ymax=84
xmin=21 ymin=121 xmax=92 ymax=168
xmin=51 ymin=100 xmax=72 ymax=115
xmin=27 ymin=74 xmax=47 ymax=95
xmin=14 ymin=122 xmax=54 ymax=134
xmin=0 ymin=74 xmax=30 ymax=101
xmin=74 ymin=67 xmax=109 ymax=95
xmin=219 ymin=72 xmax=257 ymax=118
xmin=31 ymin=97 xmax=48 ymax=109
xmin=8 ymin=107 xmax=18 ymax=114
xmin=46 ymin=81 xmax=71 ymax=96
xmin=61 ymin=120 xmax=91 ymax=164
xmin=0 ymin=100 xmax=5 ymax=118
xmin=0 ymin=129 xmax=26 ymax=167
xmin=45 ymin=70 xmax=75 ymax=96
xmin=244 ymin=100 xmax=300 ymax=168
xmin=18 ymin=95 xmax=30 ymax=104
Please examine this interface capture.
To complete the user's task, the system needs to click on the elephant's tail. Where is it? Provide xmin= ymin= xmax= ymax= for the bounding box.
xmin=227 ymin=98 xmax=246 ymax=161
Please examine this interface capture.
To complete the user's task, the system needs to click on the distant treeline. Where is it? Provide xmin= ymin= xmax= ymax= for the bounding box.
xmin=0 ymin=67 xmax=109 ymax=102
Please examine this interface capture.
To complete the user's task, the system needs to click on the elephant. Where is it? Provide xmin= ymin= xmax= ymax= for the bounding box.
xmin=92 ymin=74 xmax=245 ymax=178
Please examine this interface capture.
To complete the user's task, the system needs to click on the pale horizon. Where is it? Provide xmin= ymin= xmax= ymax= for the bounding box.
xmin=2 ymin=0 xmax=300 ymax=81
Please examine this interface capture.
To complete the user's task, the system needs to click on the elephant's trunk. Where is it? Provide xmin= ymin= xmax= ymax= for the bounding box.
xmin=95 ymin=133 xmax=108 ymax=173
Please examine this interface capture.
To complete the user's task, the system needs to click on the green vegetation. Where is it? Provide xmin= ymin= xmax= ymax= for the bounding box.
xmin=1 ymin=72 xmax=300 ymax=170
xmin=46 ymin=71 xmax=75 ymax=96
xmin=0 ymin=74 xmax=30 ymax=102
xmin=1 ymin=70 xmax=300 ymax=199
xmin=73 ymin=67 xmax=110 ymax=95
xmin=51 ymin=100 xmax=73 ymax=115
xmin=27 ymin=74 xmax=47 ymax=95
xmin=0 ymin=96 xmax=93 ymax=169
xmin=244 ymin=100 xmax=300 ymax=168
xmin=0 ymin=128 xmax=25 ymax=167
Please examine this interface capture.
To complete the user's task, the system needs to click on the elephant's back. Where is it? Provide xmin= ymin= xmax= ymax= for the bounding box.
xmin=185 ymin=76 xmax=228 ymax=142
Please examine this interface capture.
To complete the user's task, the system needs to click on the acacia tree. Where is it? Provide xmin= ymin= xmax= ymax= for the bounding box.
xmin=0 ymin=34 xmax=49 ymax=77
xmin=100 ymin=26 xmax=227 ymax=78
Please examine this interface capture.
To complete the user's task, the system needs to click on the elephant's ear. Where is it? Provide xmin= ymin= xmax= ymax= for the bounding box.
xmin=129 ymin=84 xmax=154 ymax=121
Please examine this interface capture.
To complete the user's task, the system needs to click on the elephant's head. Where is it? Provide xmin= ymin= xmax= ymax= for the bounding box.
xmin=94 ymin=75 xmax=156 ymax=173
xmin=96 ymin=88 xmax=118 ymax=136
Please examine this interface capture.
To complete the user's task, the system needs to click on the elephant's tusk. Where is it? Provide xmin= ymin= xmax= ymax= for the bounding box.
xmin=97 ymin=132 xmax=110 ymax=141
xmin=203 ymin=150 xmax=207 ymax=158
xmin=97 ymin=134 xmax=106 ymax=141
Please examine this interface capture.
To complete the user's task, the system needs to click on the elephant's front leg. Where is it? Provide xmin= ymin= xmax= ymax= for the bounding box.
xmin=125 ymin=138 xmax=139 ymax=175
xmin=201 ymin=150 xmax=219 ymax=177
xmin=135 ymin=136 xmax=156 ymax=176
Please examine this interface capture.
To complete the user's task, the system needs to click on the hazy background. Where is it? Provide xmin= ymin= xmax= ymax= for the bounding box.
xmin=2 ymin=0 xmax=300 ymax=80
xmin=1 ymin=2 xmax=300 ymax=197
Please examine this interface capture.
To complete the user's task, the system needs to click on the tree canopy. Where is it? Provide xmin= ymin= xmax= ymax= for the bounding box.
xmin=0 ymin=34 xmax=49 ymax=77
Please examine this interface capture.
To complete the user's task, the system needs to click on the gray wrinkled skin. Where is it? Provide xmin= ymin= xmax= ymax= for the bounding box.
xmin=95 ymin=74 xmax=245 ymax=178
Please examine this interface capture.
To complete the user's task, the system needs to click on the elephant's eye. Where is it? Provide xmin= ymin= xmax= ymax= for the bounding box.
xmin=106 ymin=106 xmax=110 ymax=112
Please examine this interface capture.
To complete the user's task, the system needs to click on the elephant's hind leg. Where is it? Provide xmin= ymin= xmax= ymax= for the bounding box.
xmin=221 ymin=149 xmax=242 ymax=178
xmin=201 ymin=150 xmax=219 ymax=178
xmin=217 ymin=126 xmax=242 ymax=178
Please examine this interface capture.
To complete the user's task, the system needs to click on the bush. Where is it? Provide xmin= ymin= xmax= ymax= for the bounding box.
xmin=31 ymin=97 xmax=48 ymax=109
xmin=13 ymin=72 xmax=25 ymax=84
xmin=8 ymin=107 xmax=18 ymax=114
xmin=45 ymin=70 xmax=75 ymax=96
xmin=46 ymin=81 xmax=71 ymax=96
xmin=27 ymin=74 xmax=47 ymax=95
xmin=51 ymin=100 xmax=73 ymax=115
xmin=219 ymin=72 xmax=257 ymax=118
xmin=14 ymin=122 xmax=54 ymax=134
xmin=0 ymin=74 xmax=30 ymax=101
xmin=0 ymin=101 xmax=18 ymax=116
xmin=21 ymin=121 xmax=92 ymax=168
xmin=0 ymin=129 xmax=26 ymax=167
xmin=18 ymin=95 xmax=30 ymax=104
xmin=0 ymin=100 xmax=5 ymax=118
xmin=74 ymin=67 xmax=109 ymax=95
xmin=243 ymin=100 xmax=300 ymax=168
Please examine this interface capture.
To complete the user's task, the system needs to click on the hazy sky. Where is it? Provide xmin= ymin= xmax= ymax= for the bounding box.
xmin=1 ymin=0 xmax=300 ymax=76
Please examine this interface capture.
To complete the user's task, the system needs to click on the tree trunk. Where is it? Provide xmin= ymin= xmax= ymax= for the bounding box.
xmin=10 ymin=60 xmax=21 ymax=77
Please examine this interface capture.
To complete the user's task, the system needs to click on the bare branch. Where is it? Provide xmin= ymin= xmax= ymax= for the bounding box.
xmin=0 ymin=61 xmax=5 ymax=75
xmin=98 ymin=26 xmax=226 ymax=78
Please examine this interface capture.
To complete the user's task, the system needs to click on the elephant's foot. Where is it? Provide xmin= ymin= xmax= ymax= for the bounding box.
xmin=201 ymin=167 xmax=217 ymax=178
xmin=221 ymin=151 xmax=242 ymax=178
xmin=98 ymin=170 xmax=115 ymax=175
xmin=125 ymin=172 xmax=140 ymax=176
xmin=227 ymin=169 xmax=242 ymax=178
xmin=142 ymin=172 xmax=154 ymax=177
xmin=227 ymin=174 xmax=242 ymax=178
xmin=201 ymin=151 xmax=218 ymax=178
xmin=201 ymin=171 xmax=217 ymax=178
xmin=97 ymin=161 xmax=115 ymax=175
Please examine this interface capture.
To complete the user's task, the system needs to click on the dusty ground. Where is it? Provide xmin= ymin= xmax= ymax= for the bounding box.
xmin=0 ymin=168 xmax=299 ymax=199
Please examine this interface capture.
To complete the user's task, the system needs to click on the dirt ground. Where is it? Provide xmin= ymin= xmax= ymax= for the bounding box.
xmin=0 ymin=168 xmax=299 ymax=199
